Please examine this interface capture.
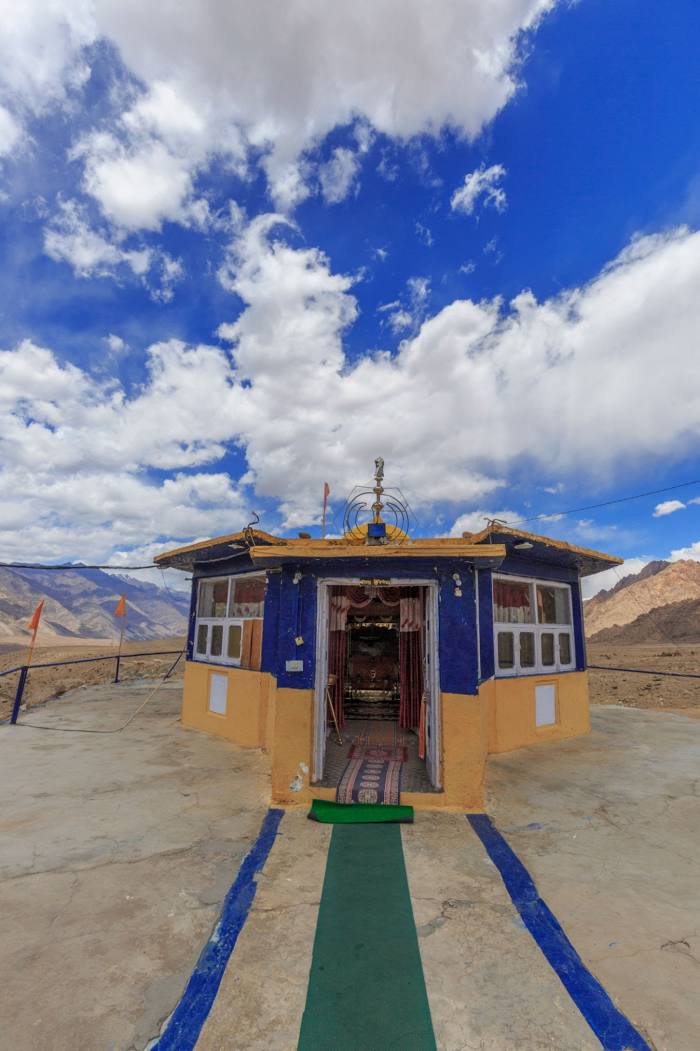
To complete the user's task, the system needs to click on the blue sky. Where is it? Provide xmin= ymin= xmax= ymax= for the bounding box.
xmin=1 ymin=0 xmax=700 ymax=594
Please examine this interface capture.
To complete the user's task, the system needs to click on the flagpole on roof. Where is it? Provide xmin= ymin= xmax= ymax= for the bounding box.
xmin=322 ymin=482 xmax=330 ymax=540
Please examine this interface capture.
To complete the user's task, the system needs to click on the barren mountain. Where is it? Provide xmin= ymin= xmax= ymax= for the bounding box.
xmin=584 ymin=559 xmax=700 ymax=637
xmin=590 ymin=596 xmax=700 ymax=644
xmin=0 ymin=566 xmax=189 ymax=642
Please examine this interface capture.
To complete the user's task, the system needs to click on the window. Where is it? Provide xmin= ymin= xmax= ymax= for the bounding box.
xmin=541 ymin=632 xmax=555 ymax=667
xmin=194 ymin=574 xmax=266 ymax=666
xmin=519 ymin=632 xmax=535 ymax=668
xmin=497 ymin=632 xmax=515 ymax=669
xmin=493 ymin=575 xmax=575 ymax=675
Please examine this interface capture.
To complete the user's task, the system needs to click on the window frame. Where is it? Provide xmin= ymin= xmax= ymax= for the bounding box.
xmin=492 ymin=574 xmax=575 ymax=677
xmin=193 ymin=572 xmax=266 ymax=667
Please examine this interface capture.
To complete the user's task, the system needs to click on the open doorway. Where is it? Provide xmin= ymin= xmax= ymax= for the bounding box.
xmin=313 ymin=581 xmax=440 ymax=794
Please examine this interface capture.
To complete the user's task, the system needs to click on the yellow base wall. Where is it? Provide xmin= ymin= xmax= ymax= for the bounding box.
xmin=178 ymin=662 xmax=590 ymax=811
xmin=181 ymin=661 xmax=274 ymax=749
xmin=480 ymin=671 xmax=590 ymax=754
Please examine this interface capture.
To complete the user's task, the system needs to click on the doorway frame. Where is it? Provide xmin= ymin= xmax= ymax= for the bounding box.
xmin=312 ymin=577 xmax=442 ymax=787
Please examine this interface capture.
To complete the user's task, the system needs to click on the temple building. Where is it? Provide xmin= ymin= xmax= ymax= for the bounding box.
xmin=155 ymin=461 xmax=622 ymax=811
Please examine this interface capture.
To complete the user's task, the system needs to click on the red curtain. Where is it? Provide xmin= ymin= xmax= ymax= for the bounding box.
xmin=399 ymin=587 xmax=423 ymax=729
xmin=327 ymin=584 xmax=424 ymax=730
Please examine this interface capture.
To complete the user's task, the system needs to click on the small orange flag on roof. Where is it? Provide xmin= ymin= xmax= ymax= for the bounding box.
xmin=27 ymin=600 xmax=44 ymax=643
xmin=114 ymin=595 xmax=127 ymax=618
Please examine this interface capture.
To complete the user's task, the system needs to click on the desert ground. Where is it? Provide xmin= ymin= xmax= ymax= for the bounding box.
xmin=587 ymin=640 xmax=700 ymax=715
xmin=3 ymin=637 xmax=699 ymax=723
xmin=0 ymin=637 xmax=185 ymax=720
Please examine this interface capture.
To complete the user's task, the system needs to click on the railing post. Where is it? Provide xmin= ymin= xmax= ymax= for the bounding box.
xmin=113 ymin=653 xmax=121 ymax=684
xmin=11 ymin=666 xmax=28 ymax=725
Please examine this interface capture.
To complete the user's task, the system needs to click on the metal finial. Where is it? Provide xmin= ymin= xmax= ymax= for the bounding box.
xmin=372 ymin=457 xmax=385 ymax=523
xmin=342 ymin=459 xmax=412 ymax=543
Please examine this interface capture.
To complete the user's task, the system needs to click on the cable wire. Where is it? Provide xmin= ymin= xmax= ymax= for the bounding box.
xmin=516 ymin=477 xmax=700 ymax=526
xmin=18 ymin=649 xmax=185 ymax=734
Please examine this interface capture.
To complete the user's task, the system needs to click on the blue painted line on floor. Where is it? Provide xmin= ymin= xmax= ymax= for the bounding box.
xmin=153 ymin=807 xmax=285 ymax=1051
xmin=468 ymin=813 xmax=651 ymax=1051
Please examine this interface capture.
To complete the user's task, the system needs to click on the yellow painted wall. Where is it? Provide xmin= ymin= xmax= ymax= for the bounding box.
xmin=480 ymin=671 xmax=590 ymax=754
xmin=267 ymin=687 xmax=490 ymax=812
xmin=269 ymin=687 xmax=315 ymax=804
xmin=181 ymin=660 xmax=274 ymax=748
xmin=179 ymin=662 xmax=590 ymax=811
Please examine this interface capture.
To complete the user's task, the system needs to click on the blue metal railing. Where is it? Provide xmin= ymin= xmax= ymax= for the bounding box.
xmin=1 ymin=649 xmax=183 ymax=725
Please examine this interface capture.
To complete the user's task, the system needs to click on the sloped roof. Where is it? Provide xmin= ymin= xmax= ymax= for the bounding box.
xmin=154 ymin=522 xmax=622 ymax=576
xmin=464 ymin=523 xmax=623 ymax=577
xmin=153 ymin=528 xmax=283 ymax=570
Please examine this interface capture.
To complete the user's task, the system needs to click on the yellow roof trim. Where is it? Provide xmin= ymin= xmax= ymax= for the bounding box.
xmin=463 ymin=523 xmax=623 ymax=566
xmin=250 ymin=542 xmax=508 ymax=561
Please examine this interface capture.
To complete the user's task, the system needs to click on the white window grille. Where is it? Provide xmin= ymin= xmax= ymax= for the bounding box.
xmin=493 ymin=575 xmax=575 ymax=677
xmin=194 ymin=573 xmax=266 ymax=667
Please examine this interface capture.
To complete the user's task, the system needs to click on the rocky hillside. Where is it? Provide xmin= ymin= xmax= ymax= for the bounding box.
xmin=0 ymin=566 xmax=190 ymax=642
xmin=585 ymin=559 xmax=700 ymax=640
xmin=590 ymin=596 xmax=700 ymax=644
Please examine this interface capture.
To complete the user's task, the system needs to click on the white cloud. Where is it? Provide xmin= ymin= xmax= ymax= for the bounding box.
xmin=380 ymin=276 xmax=431 ymax=334
xmin=653 ymin=499 xmax=686 ymax=517
xmin=44 ymin=199 xmax=152 ymax=277
xmin=77 ymin=135 xmax=200 ymax=232
xmin=212 ymin=219 xmax=700 ymax=526
xmin=0 ymin=337 xmax=252 ymax=561
xmin=104 ymin=333 xmax=127 ymax=355
xmin=582 ymin=557 xmax=651 ymax=600
xmin=319 ymin=147 xmax=360 ymax=204
xmin=450 ymin=510 xmax=523 ymax=536
xmin=451 ymin=163 xmax=507 ymax=215
xmin=0 ymin=104 xmax=22 ymax=156
xmin=7 ymin=215 xmax=700 ymax=558
xmin=0 ymin=0 xmax=557 ymax=222
xmin=0 ymin=1 xmax=95 ymax=115
xmin=670 ymin=541 xmax=700 ymax=562
xmin=43 ymin=199 xmax=185 ymax=301
xmin=61 ymin=0 xmax=555 ymax=217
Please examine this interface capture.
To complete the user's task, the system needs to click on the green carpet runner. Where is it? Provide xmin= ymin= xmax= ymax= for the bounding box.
xmin=298 ymin=824 xmax=436 ymax=1050
xmin=308 ymin=798 xmax=414 ymax=823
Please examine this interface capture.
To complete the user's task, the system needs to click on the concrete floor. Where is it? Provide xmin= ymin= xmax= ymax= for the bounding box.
xmin=487 ymin=706 xmax=700 ymax=1051
xmin=0 ymin=680 xmax=268 ymax=1051
xmin=2 ymin=690 xmax=698 ymax=1050
xmin=197 ymin=707 xmax=700 ymax=1050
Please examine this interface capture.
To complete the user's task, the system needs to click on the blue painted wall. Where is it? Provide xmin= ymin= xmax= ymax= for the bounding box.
xmin=477 ymin=555 xmax=586 ymax=680
xmin=189 ymin=550 xmax=587 ymax=691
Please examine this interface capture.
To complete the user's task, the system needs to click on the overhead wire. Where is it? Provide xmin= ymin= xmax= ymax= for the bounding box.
xmin=18 ymin=648 xmax=185 ymax=734
xmin=513 ymin=477 xmax=700 ymax=527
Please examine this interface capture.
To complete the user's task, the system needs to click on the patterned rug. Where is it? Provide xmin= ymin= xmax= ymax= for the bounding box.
xmin=336 ymin=757 xmax=403 ymax=805
xmin=349 ymin=744 xmax=408 ymax=762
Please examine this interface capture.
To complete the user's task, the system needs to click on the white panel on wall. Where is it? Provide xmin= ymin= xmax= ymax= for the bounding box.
xmin=535 ymin=684 xmax=556 ymax=726
xmin=208 ymin=673 xmax=228 ymax=715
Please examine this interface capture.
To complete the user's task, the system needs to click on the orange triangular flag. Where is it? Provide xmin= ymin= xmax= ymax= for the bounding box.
xmin=27 ymin=600 xmax=44 ymax=642
xmin=114 ymin=595 xmax=127 ymax=618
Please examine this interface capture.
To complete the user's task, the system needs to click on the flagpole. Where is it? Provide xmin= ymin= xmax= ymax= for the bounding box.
xmin=322 ymin=482 xmax=330 ymax=540
xmin=25 ymin=600 xmax=44 ymax=670
xmin=114 ymin=596 xmax=126 ymax=683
